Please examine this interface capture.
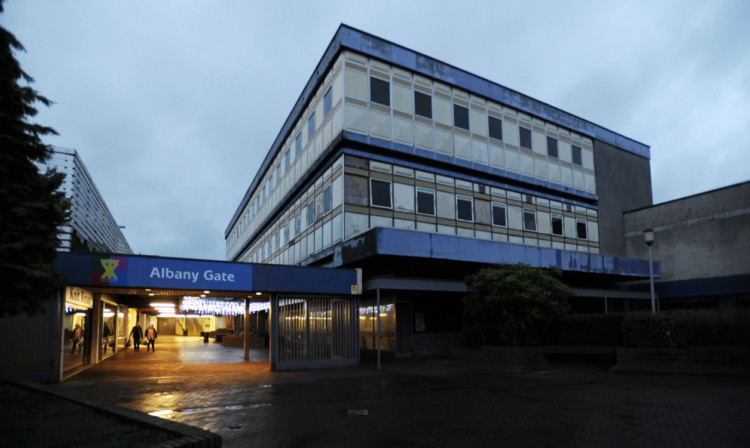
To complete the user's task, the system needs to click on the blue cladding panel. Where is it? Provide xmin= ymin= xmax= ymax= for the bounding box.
xmin=630 ymin=274 xmax=750 ymax=299
xmin=55 ymin=252 xmax=358 ymax=295
xmin=252 ymin=264 xmax=358 ymax=295
xmin=373 ymin=228 xmax=658 ymax=277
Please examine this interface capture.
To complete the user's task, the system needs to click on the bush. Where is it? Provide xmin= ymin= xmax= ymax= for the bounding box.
xmin=547 ymin=314 xmax=624 ymax=346
xmin=462 ymin=263 xmax=571 ymax=347
xmin=670 ymin=308 xmax=750 ymax=346
xmin=622 ymin=313 xmax=679 ymax=348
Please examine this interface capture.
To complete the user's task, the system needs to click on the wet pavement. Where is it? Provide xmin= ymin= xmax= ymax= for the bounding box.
xmin=58 ymin=336 xmax=750 ymax=448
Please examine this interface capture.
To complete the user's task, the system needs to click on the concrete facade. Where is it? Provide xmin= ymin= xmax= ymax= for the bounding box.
xmin=225 ymin=25 xmax=658 ymax=357
xmin=594 ymin=140 xmax=653 ymax=257
xmin=624 ymin=181 xmax=750 ymax=304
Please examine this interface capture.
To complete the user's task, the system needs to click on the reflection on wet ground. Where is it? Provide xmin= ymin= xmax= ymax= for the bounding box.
xmin=61 ymin=336 xmax=750 ymax=448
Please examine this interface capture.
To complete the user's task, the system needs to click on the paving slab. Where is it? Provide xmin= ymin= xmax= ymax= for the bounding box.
xmin=57 ymin=336 xmax=750 ymax=448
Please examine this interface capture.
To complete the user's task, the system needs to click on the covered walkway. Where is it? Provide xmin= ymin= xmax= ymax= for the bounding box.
xmin=68 ymin=335 xmax=270 ymax=382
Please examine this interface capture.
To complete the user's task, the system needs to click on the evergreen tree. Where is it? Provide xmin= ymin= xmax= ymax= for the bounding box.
xmin=0 ymin=1 xmax=70 ymax=316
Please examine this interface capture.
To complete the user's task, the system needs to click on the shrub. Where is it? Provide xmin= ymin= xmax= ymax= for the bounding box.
xmin=669 ymin=308 xmax=750 ymax=346
xmin=622 ymin=313 xmax=679 ymax=348
xmin=463 ymin=263 xmax=571 ymax=347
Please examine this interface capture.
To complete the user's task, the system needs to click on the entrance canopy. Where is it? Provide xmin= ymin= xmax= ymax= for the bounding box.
xmin=55 ymin=252 xmax=361 ymax=296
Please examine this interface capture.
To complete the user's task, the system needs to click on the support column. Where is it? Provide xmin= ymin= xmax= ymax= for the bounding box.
xmin=377 ymin=288 xmax=381 ymax=371
xmin=243 ymin=298 xmax=250 ymax=361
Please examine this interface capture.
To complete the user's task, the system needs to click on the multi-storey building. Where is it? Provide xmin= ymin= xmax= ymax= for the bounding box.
xmin=47 ymin=148 xmax=132 ymax=254
xmin=225 ymin=25 xmax=655 ymax=357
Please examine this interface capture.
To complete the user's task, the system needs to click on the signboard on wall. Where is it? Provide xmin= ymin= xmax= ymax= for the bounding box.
xmin=57 ymin=252 xmax=253 ymax=291
xmin=66 ymin=287 xmax=94 ymax=309
xmin=55 ymin=252 xmax=360 ymax=295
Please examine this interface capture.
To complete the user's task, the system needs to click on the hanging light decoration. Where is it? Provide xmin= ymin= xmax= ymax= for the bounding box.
xmin=179 ymin=296 xmax=269 ymax=316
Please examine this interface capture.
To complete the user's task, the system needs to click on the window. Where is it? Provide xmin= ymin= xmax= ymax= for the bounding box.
xmin=551 ymin=214 xmax=563 ymax=236
xmin=276 ymin=164 xmax=281 ymax=183
xmin=370 ymin=178 xmax=392 ymax=208
xmin=295 ymin=133 xmax=302 ymax=156
xmin=414 ymin=91 xmax=432 ymax=119
xmin=370 ymin=77 xmax=390 ymax=106
xmin=576 ymin=220 xmax=588 ymax=239
xmin=284 ymin=150 xmax=290 ymax=171
xmin=323 ymin=87 xmax=332 ymax=118
xmin=547 ymin=136 xmax=558 ymax=158
xmin=572 ymin=145 xmax=582 ymax=165
xmin=456 ymin=195 xmax=473 ymax=221
xmin=306 ymin=201 xmax=315 ymax=227
xmin=492 ymin=202 xmax=507 ymax=227
xmin=269 ymin=173 xmax=274 ymax=191
xmin=416 ymin=187 xmax=435 ymax=215
xmin=523 ymin=209 xmax=537 ymax=231
xmin=453 ymin=104 xmax=469 ymax=130
xmin=323 ymin=185 xmax=332 ymax=214
xmin=520 ymin=126 xmax=532 ymax=150
xmin=261 ymin=184 xmax=267 ymax=201
xmin=489 ymin=116 xmax=503 ymax=140
xmin=308 ymin=112 xmax=316 ymax=139
xmin=294 ymin=213 xmax=301 ymax=235
xmin=283 ymin=223 xmax=290 ymax=244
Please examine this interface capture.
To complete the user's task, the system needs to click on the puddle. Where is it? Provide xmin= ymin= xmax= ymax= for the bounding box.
xmin=153 ymin=403 xmax=271 ymax=418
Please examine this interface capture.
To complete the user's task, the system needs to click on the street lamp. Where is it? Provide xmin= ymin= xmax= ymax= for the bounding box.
xmin=643 ymin=228 xmax=656 ymax=314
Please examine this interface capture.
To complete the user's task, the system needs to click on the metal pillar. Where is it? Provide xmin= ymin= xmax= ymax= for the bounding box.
xmin=377 ymin=288 xmax=381 ymax=371
xmin=648 ymin=245 xmax=656 ymax=314
xmin=244 ymin=298 xmax=250 ymax=360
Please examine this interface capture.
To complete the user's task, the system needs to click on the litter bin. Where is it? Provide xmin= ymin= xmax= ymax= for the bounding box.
xmin=202 ymin=332 xmax=209 ymax=343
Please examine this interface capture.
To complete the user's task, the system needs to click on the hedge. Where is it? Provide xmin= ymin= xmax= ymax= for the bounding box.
xmin=544 ymin=308 xmax=750 ymax=348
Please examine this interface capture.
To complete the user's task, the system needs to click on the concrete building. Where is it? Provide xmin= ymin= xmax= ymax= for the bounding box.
xmin=47 ymin=148 xmax=132 ymax=254
xmin=624 ymin=181 xmax=750 ymax=308
xmin=3 ymin=148 xmax=133 ymax=382
xmin=225 ymin=25 xmax=657 ymax=357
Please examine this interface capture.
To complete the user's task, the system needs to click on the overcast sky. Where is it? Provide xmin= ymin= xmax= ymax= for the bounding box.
xmin=4 ymin=0 xmax=749 ymax=260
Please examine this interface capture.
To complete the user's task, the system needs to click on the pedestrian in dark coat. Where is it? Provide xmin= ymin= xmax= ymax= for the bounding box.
xmin=128 ymin=322 xmax=144 ymax=351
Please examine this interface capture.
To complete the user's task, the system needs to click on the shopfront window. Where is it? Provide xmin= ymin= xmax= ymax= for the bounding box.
xmin=63 ymin=306 xmax=88 ymax=373
xmin=102 ymin=302 xmax=117 ymax=358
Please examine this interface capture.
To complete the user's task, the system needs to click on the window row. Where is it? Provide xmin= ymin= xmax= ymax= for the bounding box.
xmin=345 ymin=50 xmax=595 ymax=170
xmin=371 ymin=77 xmax=584 ymax=166
xmin=242 ymin=170 xmax=343 ymax=264
xmin=228 ymin=57 xmax=346 ymax=256
xmin=368 ymin=178 xmax=593 ymax=241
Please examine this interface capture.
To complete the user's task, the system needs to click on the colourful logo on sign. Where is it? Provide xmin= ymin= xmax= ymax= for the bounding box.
xmin=92 ymin=255 xmax=128 ymax=285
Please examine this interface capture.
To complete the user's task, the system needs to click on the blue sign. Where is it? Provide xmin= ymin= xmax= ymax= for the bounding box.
xmin=56 ymin=252 xmax=253 ymax=292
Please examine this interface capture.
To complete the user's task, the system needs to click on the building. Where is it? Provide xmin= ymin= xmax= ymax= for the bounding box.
xmin=624 ymin=181 xmax=750 ymax=309
xmin=48 ymin=148 xmax=132 ymax=254
xmin=225 ymin=25 xmax=657 ymax=358
xmin=2 ymin=148 xmax=134 ymax=382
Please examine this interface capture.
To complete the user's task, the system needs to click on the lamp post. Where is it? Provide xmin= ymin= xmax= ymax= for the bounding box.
xmin=643 ymin=228 xmax=656 ymax=314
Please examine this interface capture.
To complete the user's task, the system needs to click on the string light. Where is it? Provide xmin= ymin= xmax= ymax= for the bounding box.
xmin=179 ymin=296 xmax=269 ymax=316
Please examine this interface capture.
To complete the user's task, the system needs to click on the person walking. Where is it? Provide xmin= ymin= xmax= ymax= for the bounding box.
xmin=145 ymin=324 xmax=158 ymax=352
xmin=128 ymin=321 xmax=144 ymax=351
xmin=71 ymin=323 xmax=83 ymax=354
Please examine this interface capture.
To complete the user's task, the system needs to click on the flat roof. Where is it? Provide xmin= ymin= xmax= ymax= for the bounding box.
xmin=227 ymin=24 xmax=650 ymax=235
